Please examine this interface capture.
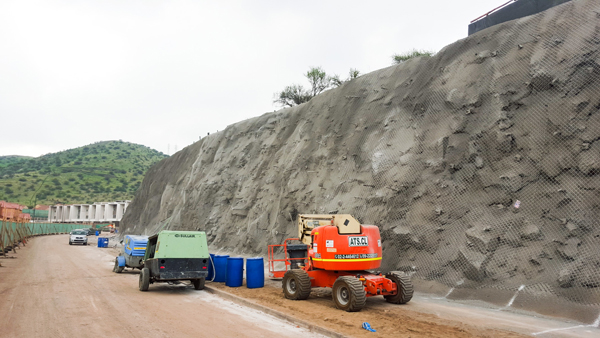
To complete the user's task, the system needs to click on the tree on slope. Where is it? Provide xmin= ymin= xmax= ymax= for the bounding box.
xmin=274 ymin=84 xmax=312 ymax=107
xmin=274 ymin=66 xmax=360 ymax=108
xmin=331 ymin=68 xmax=361 ymax=87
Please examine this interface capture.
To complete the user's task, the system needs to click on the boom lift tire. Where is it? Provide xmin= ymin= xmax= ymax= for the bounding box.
xmin=384 ymin=271 xmax=413 ymax=304
xmin=114 ymin=258 xmax=124 ymax=273
xmin=139 ymin=268 xmax=150 ymax=291
xmin=282 ymin=269 xmax=311 ymax=300
xmin=332 ymin=276 xmax=367 ymax=312
xmin=192 ymin=277 xmax=205 ymax=290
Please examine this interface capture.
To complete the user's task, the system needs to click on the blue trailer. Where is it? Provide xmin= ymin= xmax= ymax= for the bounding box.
xmin=113 ymin=235 xmax=149 ymax=273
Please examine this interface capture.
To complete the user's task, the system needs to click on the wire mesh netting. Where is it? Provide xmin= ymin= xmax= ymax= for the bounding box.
xmin=338 ymin=0 xmax=600 ymax=314
xmin=337 ymin=0 xmax=600 ymax=313
xmin=122 ymin=0 xmax=600 ymax=320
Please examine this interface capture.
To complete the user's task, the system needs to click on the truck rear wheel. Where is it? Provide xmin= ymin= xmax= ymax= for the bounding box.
xmin=282 ymin=269 xmax=311 ymax=300
xmin=114 ymin=258 xmax=124 ymax=273
xmin=139 ymin=268 xmax=150 ymax=291
xmin=384 ymin=271 xmax=413 ymax=304
xmin=192 ymin=277 xmax=205 ymax=290
xmin=332 ymin=276 xmax=366 ymax=312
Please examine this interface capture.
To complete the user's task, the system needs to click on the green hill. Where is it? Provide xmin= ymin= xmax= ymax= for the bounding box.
xmin=0 ymin=155 xmax=32 ymax=168
xmin=0 ymin=141 xmax=168 ymax=206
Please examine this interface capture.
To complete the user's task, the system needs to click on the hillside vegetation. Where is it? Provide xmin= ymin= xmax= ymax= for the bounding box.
xmin=0 ymin=141 xmax=167 ymax=206
xmin=0 ymin=156 xmax=32 ymax=168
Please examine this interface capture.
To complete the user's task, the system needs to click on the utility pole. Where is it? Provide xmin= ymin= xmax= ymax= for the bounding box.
xmin=28 ymin=171 xmax=51 ymax=223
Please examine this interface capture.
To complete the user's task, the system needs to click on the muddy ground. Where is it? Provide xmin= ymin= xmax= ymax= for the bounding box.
xmin=208 ymin=278 xmax=600 ymax=338
xmin=209 ymin=281 xmax=519 ymax=338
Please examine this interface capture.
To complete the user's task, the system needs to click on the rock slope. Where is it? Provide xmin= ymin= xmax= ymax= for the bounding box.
xmin=122 ymin=0 xmax=600 ymax=312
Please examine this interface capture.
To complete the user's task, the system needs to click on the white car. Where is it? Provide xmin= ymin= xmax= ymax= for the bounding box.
xmin=69 ymin=230 xmax=88 ymax=245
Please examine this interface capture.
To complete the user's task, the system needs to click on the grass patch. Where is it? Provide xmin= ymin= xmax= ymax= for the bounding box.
xmin=392 ymin=49 xmax=435 ymax=64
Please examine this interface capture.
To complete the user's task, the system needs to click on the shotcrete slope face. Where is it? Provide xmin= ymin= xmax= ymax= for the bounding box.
xmin=123 ymin=0 xmax=600 ymax=320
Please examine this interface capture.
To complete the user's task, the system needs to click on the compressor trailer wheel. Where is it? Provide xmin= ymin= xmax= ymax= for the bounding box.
xmin=192 ymin=278 xmax=205 ymax=290
xmin=139 ymin=268 xmax=150 ymax=291
xmin=113 ymin=258 xmax=124 ymax=273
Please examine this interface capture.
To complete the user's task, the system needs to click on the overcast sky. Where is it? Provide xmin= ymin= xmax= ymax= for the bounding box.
xmin=0 ymin=0 xmax=501 ymax=157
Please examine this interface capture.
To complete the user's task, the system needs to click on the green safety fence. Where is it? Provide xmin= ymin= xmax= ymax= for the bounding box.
xmin=21 ymin=209 xmax=50 ymax=219
xmin=26 ymin=222 xmax=83 ymax=236
xmin=0 ymin=221 xmax=83 ymax=254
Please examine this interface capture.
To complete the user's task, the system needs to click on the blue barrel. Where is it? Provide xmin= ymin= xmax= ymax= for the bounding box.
xmin=207 ymin=253 xmax=215 ymax=281
xmin=98 ymin=238 xmax=108 ymax=248
xmin=226 ymin=257 xmax=244 ymax=287
xmin=246 ymin=257 xmax=265 ymax=288
xmin=95 ymin=231 xmax=99 ymax=236
xmin=213 ymin=255 xmax=229 ymax=282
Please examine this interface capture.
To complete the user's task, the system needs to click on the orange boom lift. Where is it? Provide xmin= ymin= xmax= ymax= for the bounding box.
xmin=268 ymin=214 xmax=413 ymax=311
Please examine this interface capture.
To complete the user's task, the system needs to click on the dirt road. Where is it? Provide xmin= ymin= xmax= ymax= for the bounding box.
xmin=0 ymin=235 xmax=325 ymax=338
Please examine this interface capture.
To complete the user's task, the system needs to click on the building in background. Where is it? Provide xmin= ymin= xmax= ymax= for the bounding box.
xmin=0 ymin=201 xmax=27 ymax=221
xmin=48 ymin=201 xmax=130 ymax=227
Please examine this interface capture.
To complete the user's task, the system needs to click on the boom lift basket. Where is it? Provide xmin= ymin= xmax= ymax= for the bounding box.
xmin=268 ymin=238 xmax=309 ymax=278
